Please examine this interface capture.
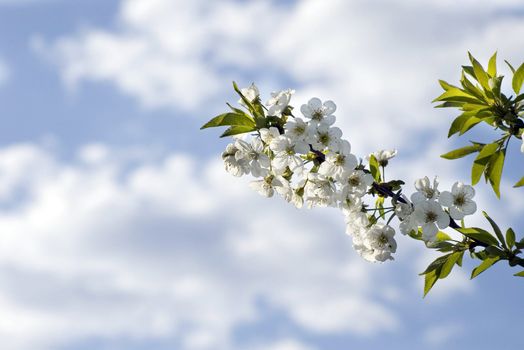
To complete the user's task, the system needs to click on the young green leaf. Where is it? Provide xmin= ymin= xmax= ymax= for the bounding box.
xmin=487 ymin=52 xmax=497 ymax=77
xmin=514 ymin=271 xmax=524 ymax=277
xmin=471 ymin=143 xmax=499 ymax=185
xmin=506 ymin=228 xmax=516 ymax=249
xmin=487 ymin=151 xmax=505 ymax=198
xmin=468 ymin=52 xmax=491 ymax=91
xmin=505 ymin=60 xmax=516 ymax=74
xmin=201 ymin=112 xmax=255 ymax=129
xmin=483 ymin=211 xmax=505 ymax=248
xmin=457 ymin=227 xmax=499 ymax=246
xmin=423 ymin=269 xmax=438 ymax=297
xmin=441 ymin=144 xmax=482 ymax=160
xmin=220 ymin=125 xmax=257 ymax=138
xmin=432 ymin=88 xmax=480 ymax=104
xmin=512 ymin=62 xmax=524 ymax=94
xmin=447 ymin=114 xmax=471 ymax=138
xmin=471 ymin=256 xmax=500 ymax=279
xmin=368 ymin=154 xmax=381 ymax=182
xmin=514 ymin=176 xmax=524 ymax=188
xmin=439 ymin=251 xmax=463 ymax=279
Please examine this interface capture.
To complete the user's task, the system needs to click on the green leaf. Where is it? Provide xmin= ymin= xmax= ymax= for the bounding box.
xmin=424 ymin=269 xmax=438 ymax=297
xmin=438 ymin=80 xmax=459 ymax=91
xmin=514 ymin=176 xmax=524 ymax=188
xmin=459 ymin=116 xmax=483 ymax=135
xmin=506 ymin=228 xmax=516 ymax=249
xmin=487 ymin=52 xmax=497 ymax=77
xmin=457 ymin=227 xmax=499 ymax=246
xmin=468 ymin=52 xmax=491 ymax=91
xmin=432 ymin=88 xmax=479 ymax=104
xmin=232 ymin=81 xmax=265 ymax=123
xmin=368 ymin=154 xmax=381 ymax=182
xmin=512 ymin=62 xmax=524 ymax=94
xmin=440 ymin=251 xmax=463 ymax=279
xmin=505 ymin=60 xmax=516 ymax=74
xmin=514 ymin=270 xmax=524 ymax=277
xmin=441 ymin=144 xmax=482 ymax=159
xmin=487 ymin=151 xmax=505 ymax=198
xmin=447 ymin=114 xmax=471 ymax=138
xmin=483 ymin=211 xmax=505 ymax=248
xmin=471 ymin=143 xmax=499 ymax=185
xmin=220 ymin=125 xmax=257 ymax=138
xmin=471 ymin=256 xmax=500 ymax=279
xmin=201 ymin=112 xmax=255 ymax=130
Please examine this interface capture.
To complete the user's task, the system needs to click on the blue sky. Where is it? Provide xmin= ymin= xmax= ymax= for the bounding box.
xmin=0 ymin=1 xmax=523 ymax=349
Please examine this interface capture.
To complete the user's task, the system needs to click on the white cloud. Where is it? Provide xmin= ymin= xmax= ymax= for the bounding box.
xmin=423 ymin=323 xmax=463 ymax=347
xmin=37 ymin=0 xmax=524 ymax=153
xmin=0 ymin=142 xmax=402 ymax=350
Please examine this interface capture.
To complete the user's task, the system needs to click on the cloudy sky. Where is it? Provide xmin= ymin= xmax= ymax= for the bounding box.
xmin=0 ymin=0 xmax=523 ymax=349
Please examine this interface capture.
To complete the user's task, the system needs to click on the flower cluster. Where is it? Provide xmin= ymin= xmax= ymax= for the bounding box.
xmin=219 ymin=83 xmax=478 ymax=263
xmin=395 ymin=177 xmax=477 ymax=241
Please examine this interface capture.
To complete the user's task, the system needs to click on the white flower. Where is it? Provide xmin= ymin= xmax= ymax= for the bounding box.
xmin=308 ymin=124 xmax=343 ymax=152
xmin=341 ymin=169 xmax=374 ymax=197
xmin=238 ymin=83 xmax=260 ymax=107
xmin=304 ymin=173 xmax=336 ymax=208
xmin=284 ymin=117 xmax=310 ymax=141
xmin=318 ymin=142 xmax=358 ymax=181
xmin=259 ymin=127 xmax=281 ymax=145
xmin=413 ymin=200 xmax=450 ymax=241
xmin=277 ymin=180 xmax=306 ymax=209
xmin=266 ymin=89 xmax=294 ymax=116
xmin=270 ymin=135 xmax=308 ymax=174
xmin=369 ymin=149 xmax=397 ymax=167
xmin=249 ymin=175 xmax=284 ymax=198
xmin=362 ymin=223 xmax=397 ymax=262
xmin=344 ymin=211 xmax=369 ymax=236
xmin=438 ymin=182 xmax=477 ymax=220
xmin=338 ymin=191 xmax=363 ymax=215
xmin=394 ymin=198 xmax=418 ymax=235
xmin=234 ymin=138 xmax=270 ymax=177
xmin=222 ymin=143 xmax=249 ymax=177
xmin=300 ymin=97 xmax=336 ymax=127
xmin=411 ymin=176 xmax=440 ymax=203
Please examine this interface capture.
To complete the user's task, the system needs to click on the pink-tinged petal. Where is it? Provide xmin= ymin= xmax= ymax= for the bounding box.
xmin=436 ymin=212 xmax=450 ymax=229
xmin=438 ymin=191 xmax=454 ymax=207
xmin=461 ymin=200 xmax=477 ymax=215
xmin=449 ymin=206 xmax=465 ymax=220
xmin=323 ymin=100 xmax=337 ymax=115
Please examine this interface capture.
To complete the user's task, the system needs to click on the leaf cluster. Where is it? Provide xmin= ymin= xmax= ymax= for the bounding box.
xmin=434 ymin=52 xmax=524 ymax=195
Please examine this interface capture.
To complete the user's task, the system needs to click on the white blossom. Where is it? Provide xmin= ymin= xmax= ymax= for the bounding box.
xmin=235 ymin=138 xmax=270 ymax=177
xmin=394 ymin=198 xmax=418 ymax=235
xmin=260 ymin=127 xmax=281 ymax=145
xmin=238 ymin=83 xmax=260 ymax=107
xmin=270 ymin=135 xmax=308 ymax=174
xmin=300 ymin=97 xmax=336 ymax=127
xmin=338 ymin=191 xmax=363 ymax=215
xmin=341 ymin=169 xmax=374 ymax=197
xmin=318 ymin=142 xmax=358 ymax=181
xmin=411 ymin=176 xmax=440 ymax=203
xmin=304 ymin=173 xmax=336 ymax=208
xmin=370 ymin=149 xmax=397 ymax=167
xmin=284 ymin=117 xmax=310 ymax=141
xmin=249 ymin=175 xmax=284 ymax=198
xmin=439 ymin=182 xmax=477 ymax=220
xmin=362 ymin=223 xmax=397 ymax=262
xmin=308 ymin=124 xmax=343 ymax=152
xmin=266 ymin=89 xmax=294 ymax=117
xmin=413 ymin=200 xmax=450 ymax=241
xmin=222 ymin=143 xmax=249 ymax=177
